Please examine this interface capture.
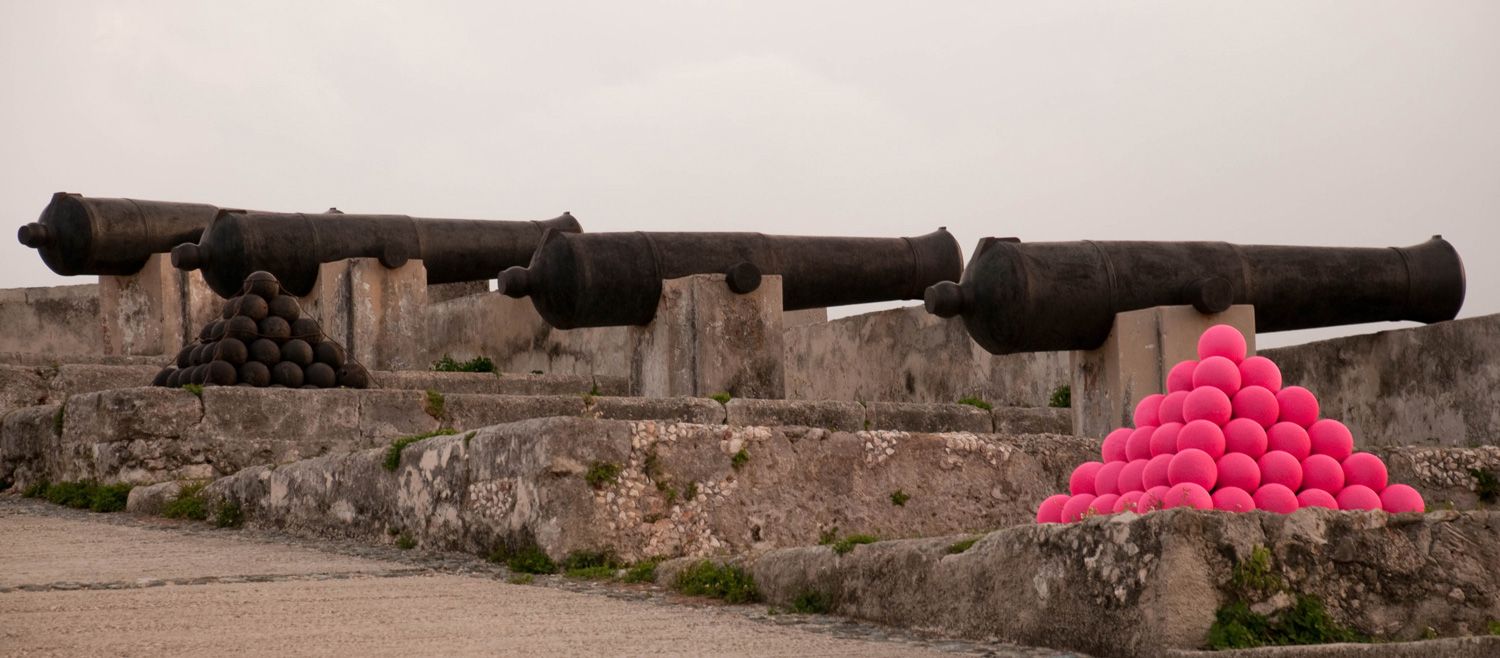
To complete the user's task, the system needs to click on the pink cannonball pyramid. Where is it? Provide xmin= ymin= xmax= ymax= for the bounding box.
xmin=1300 ymin=454 xmax=1345 ymax=494
xmin=1141 ymin=486 xmax=1170 ymax=512
xmin=1239 ymin=356 xmax=1283 ymax=393
xmin=1199 ymin=324 xmax=1248 ymax=363
xmin=1126 ymin=426 xmax=1156 ymax=461
xmin=1037 ymin=494 xmax=1070 ymax=523
xmin=1134 ymin=394 xmax=1165 ymax=428
xmin=1143 ymin=454 xmax=1174 ymax=489
xmin=1216 ymin=452 xmax=1261 ymax=492
xmin=1101 ymin=428 xmax=1132 ymax=463
xmin=1178 ymin=420 xmax=1227 ymax=460
xmin=1183 ymin=387 xmax=1233 ymax=426
xmin=1297 ymin=489 xmax=1339 ymax=510
xmin=1258 ymin=451 xmax=1303 ymax=490
xmin=1337 ymin=485 xmax=1382 ymax=511
xmin=1115 ymin=491 xmax=1145 ymax=513
xmin=1232 ymin=386 xmax=1280 ymax=429
xmin=1167 ymin=360 xmax=1199 ymax=393
xmin=1223 ymin=418 xmax=1269 ymax=459
xmin=1342 ymin=453 xmax=1388 ymax=492
xmin=1276 ymin=386 xmax=1320 ymax=427
xmin=1062 ymin=494 xmax=1097 ymax=522
xmin=1381 ymin=484 xmax=1425 ymax=513
xmin=1168 ymin=448 xmax=1218 ymax=490
xmin=1151 ymin=423 xmax=1184 ymax=457
xmin=1212 ymin=486 xmax=1256 ymax=512
xmin=1253 ymin=484 xmax=1299 ymax=513
xmin=1070 ymin=462 xmax=1104 ymax=495
xmin=1090 ymin=494 xmax=1121 ymax=516
xmin=1094 ymin=461 xmax=1127 ymax=496
xmin=1118 ymin=459 xmax=1149 ymax=493
xmin=1192 ymin=356 xmax=1243 ymax=397
xmin=1308 ymin=420 xmax=1355 ymax=461
xmin=1159 ymin=391 xmax=1190 ymax=424
xmin=1266 ymin=422 xmax=1312 ymax=461
xmin=1163 ymin=482 xmax=1213 ymax=509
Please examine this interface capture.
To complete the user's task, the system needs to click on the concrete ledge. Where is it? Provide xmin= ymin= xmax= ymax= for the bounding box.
xmin=1165 ymin=636 xmax=1500 ymax=658
xmin=374 ymin=371 xmax=628 ymax=396
xmin=866 ymin=401 xmax=992 ymax=433
xmin=726 ymin=399 xmax=865 ymax=432
xmin=993 ymin=406 xmax=1073 ymax=435
xmin=588 ymin=397 xmax=726 ymax=424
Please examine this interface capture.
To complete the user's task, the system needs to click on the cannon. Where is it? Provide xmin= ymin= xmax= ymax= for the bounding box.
xmin=17 ymin=192 xmax=219 ymax=276
xmin=923 ymin=236 xmax=1466 ymax=355
xmin=171 ymin=209 xmax=582 ymax=298
xmin=499 ymin=228 xmax=962 ymax=329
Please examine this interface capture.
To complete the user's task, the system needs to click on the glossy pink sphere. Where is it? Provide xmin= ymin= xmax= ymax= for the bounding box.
xmin=1183 ymin=386 xmax=1233 ymax=426
xmin=1101 ymin=428 xmax=1132 ymax=463
xmin=1167 ymin=360 xmax=1199 ymax=394
xmin=1238 ymin=356 xmax=1283 ymax=393
xmin=1159 ymin=391 xmax=1190 ymax=424
xmin=1069 ymin=462 xmax=1104 ymax=496
xmin=1342 ymin=453 xmax=1388 ymax=492
xmin=1266 ymin=422 xmax=1312 ymax=461
xmin=1150 ymin=423 xmax=1183 ymax=457
xmin=1090 ymin=494 xmax=1121 ymax=516
xmin=1178 ymin=420 xmax=1227 ymax=460
xmin=1253 ymin=483 xmax=1299 ymax=514
xmin=1223 ymin=418 xmax=1269 ymax=459
xmin=1061 ymin=494 xmax=1097 ymax=522
xmin=1192 ymin=356 xmax=1243 ymax=397
xmin=1297 ymin=489 xmax=1339 ymax=510
xmin=1380 ymin=484 xmax=1425 ymax=514
xmin=1163 ymin=482 xmax=1213 ymax=510
xmin=1232 ymin=386 xmax=1280 ymax=429
xmin=1140 ymin=486 xmax=1170 ymax=512
xmin=1308 ymin=419 xmax=1355 ymax=461
xmin=1216 ymin=452 xmax=1261 ymax=492
xmin=1258 ymin=451 xmax=1304 ymax=491
xmin=1114 ymin=491 xmax=1145 ymax=514
xmin=1143 ymin=454 xmax=1174 ymax=489
xmin=1133 ymin=394 xmax=1165 ymax=429
xmin=1168 ymin=448 xmax=1218 ymax=490
xmin=1198 ymin=324 xmax=1248 ymax=363
xmin=1118 ymin=459 xmax=1149 ymax=493
xmin=1299 ymin=454 xmax=1345 ymax=494
xmin=1126 ymin=426 xmax=1156 ymax=462
xmin=1094 ymin=461 xmax=1127 ymax=496
xmin=1276 ymin=386 xmax=1319 ymax=427
xmin=1337 ymin=484 xmax=1383 ymax=511
xmin=1212 ymin=486 xmax=1256 ymax=512
xmin=1036 ymin=494 xmax=1071 ymax=523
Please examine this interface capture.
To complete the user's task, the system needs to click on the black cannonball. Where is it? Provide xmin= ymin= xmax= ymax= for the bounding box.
xmin=336 ymin=362 xmax=370 ymax=389
xmin=214 ymin=337 xmax=248 ymax=365
xmin=221 ymin=296 xmax=241 ymax=320
xmin=224 ymin=316 xmax=259 ymax=342
xmin=236 ymin=294 xmax=269 ymax=322
xmin=268 ymin=295 xmax=301 ymax=322
xmin=206 ymin=360 xmax=237 ymax=386
xmin=289 ymin=317 xmax=323 ymax=343
xmin=209 ymin=320 xmax=228 ymax=341
xmin=313 ymin=341 xmax=346 ymax=368
xmin=188 ymin=364 xmax=209 ymax=385
xmin=271 ymin=361 xmax=304 ymax=388
xmin=166 ymin=368 xmax=183 ymax=388
xmin=198 ymin=321 xmax=215 ymax=342
xmin=304 ymin=362 xmax=337 ymax=388
xmin=238 ymin=360 xmax=271 ymax=387
xmin=245 ymin=271 xmax=280 ymax=299
xmin=190 ymin=342 xmax=211 ymax=366
xmin=153 ymin=367 xmax=175 ymax=387
xmin=257 ymin=315 xmax=291 ymax=344
xmin=281 ymin=339 xmax=314 ymax=367
xmin=248 ymin=338 xmax=281 ymax=366
xmin=175 ymin=345 xmax=195 ymax=369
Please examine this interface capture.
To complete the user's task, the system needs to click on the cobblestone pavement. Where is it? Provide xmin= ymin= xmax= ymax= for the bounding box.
xmin=0 ymin=495 xmax=1087 ymax=657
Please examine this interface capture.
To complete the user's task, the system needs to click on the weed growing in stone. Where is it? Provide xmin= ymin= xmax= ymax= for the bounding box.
xmin=731 ymin=449 xmax=750 ymax=470
xmin=818 ymin=527 xmax=839 ymax=545
xmin=507 ymin=573 xmax=534 ymax=585
xmin=181 ymin=383 xmax=203 ymax=397
xmin=956 ymin=397 xmax=991 ymax=411
xmin=162 ymin=482 xmax=210 ymax=520
xmin=622 ymin=559 xmax=661 ymax=583
xmin=791 ymin=589 xmax=832 ymax=614
xmin=644 ymin=451 xmax=664 ymax=481
xmin=890 ymin=489 xmax=910 ymax=506
xmin=463 ymin=431 xmax=475 ymax=448
xmin=590 ymin=380 xmax=602 ymax=396
xmin=423 ymin=389 xmax=447 ymax=419
xmin=1049 ymin=384 xmax=1071 ymax=408
xmin=585 ymin=461 xmax=623 ymax=488
xmin=562 ymin=550 xmax=624 ymax=578
xmin=1209 ymin=546 xmax=1365 ymax=649
xmin=531 ymin=370 xmax=544 ymax=375
xmin=52 ymin=402 xmax=65 ymax=434
xmin=215 ymin=500 xmax=244 ymax=528
xmin=508 ymin=547 xmax=558 ymax=574
xmin=948 ymin=538 xmax=979 ymax=554
xmin=431 ymin=354 xmax=495 ymax=373
xmin=710 ymin=393 xmax=731 ymax=404
xmin=684 ymin=481 xmax=698 ymax=502
xmin=382 ymin=429 xmax=457 ymax=472
xmin=1469 ymin=467 xmax=1499 ymax=504
xmin=23 ymin=480 xmax=133 ymax=513
xmin=1488 ymin=620 xmax=1500 ymax=635
xmin=831 ymin=534 xmax=878 ymax=555
xmin=395 ymin=532 xmax=417 ymax=550
xmin=1231 ymin=546 xmax=1282 ymax=593
xmin=673 ymin=561 xmax=760 ymax=603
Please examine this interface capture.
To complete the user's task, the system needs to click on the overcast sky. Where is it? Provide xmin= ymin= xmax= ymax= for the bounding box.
xmin=2 ymin=1 xmax=1496 ymax=348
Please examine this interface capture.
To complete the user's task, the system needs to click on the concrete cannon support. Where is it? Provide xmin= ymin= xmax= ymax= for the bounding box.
xmin=98 ymin=254 xmax=223 ymax=356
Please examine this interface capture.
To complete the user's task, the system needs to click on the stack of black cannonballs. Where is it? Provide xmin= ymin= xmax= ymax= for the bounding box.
xmin=152 ymin=271 xmax=370 ymax=390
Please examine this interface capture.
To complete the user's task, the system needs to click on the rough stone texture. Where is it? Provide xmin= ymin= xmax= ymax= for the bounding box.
xmin=47 ymin=364 xmax=158 ymax=403
xmin=748 ymin=507 xmax=1500 ymax=658
xmin=56 ymin=388 xmax=208 ymax=484
xmin=205 ymin=418 xmax=1098 ymax=562
xmin=0 ymin=352 xmax=167 ymax=367
xmin=0 ymin=365 xmax=50 ymax=416
xmin=98 ymin=254 xmax=223 ymax=356
xmin=727 ymin=399 xmax=866 ymax=432
xmin=631 ymin=274 xmax=786 ymax=400
xmin=426 ymin=280 xmax=488 ymax=304
xmin=1073 ymin=305 xmax=1256 ymax=438
xmin=587 ymin=396 xmax=727 ymax=424
xmin=441 ymin=394 xmax=587 ymax=430
xmin=866 ymin=402 xmax=992 ymax=434
xmin=993 ymin=406 xmax=1074 ymax=436
xmin=426 ymin=292 xmax=632 ymax=378
xmin=1166 ymin=636 xmax=1500 ymax=658
xmin=0 ymin=284 xmax=101 ymax=356
xmin=1263 ymin=313 xmax=1500 ymax=448
xmin=374 ymin=371 xmax=628 ymax=396
xmin=124 ymin=480 xmax=185 ymax=515
xmin=783 ymin=305 xmax=1071 ymax=407
xmin=1366 ymin=445 xmax=1500 ymax=511
xmin=783 ymin=307 xmax=827 ymax=327
xmin=0 ymin=405 xmax=60 ymax=486
xmin=299 ymin=258 xmax=429 ymax=371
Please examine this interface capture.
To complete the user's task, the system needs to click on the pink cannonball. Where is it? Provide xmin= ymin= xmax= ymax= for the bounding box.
xmin=1037 ymin=494 xmax=1071 ymax=523
xmin=1094 ymin=461 xmax=1127 ymax=496
xmin=1192 ymin=356 xmax=1243 ymax=397
xmin=1183 ymin=387 xmax=1233 ymax=426
xmin=1198 ymin=324 xmax=1248 ymax=364
xmin=1216 ymin=452 xmax=1261 ymax=492
xmin=1232 ymin=386 xmax=1280 ymax=429
xmin=1276 ymin=386 xmax=1319 ymax=427
xmin=1151 ymin=423 xmax=1184 ymax=457
xmin=1168 ymin=448 xmax=1218 ymax=490
xmin=1140 ymin=486 xmax=1171 ymax=512
xmin=1299 ymin=454 xmax=1345 ymax=494
xmin=1126 ymin=426 xmax=1157 ymax=462
xmin=1381 ymin=484 xmax=1425 ymax=514
xmin=1308 ymin=419 xmax=1355 ymax=462
xmin=1178 ymin=420 xmax=1227 ymax=460
xmin=1212 ymin=486 xmax=1257 ymax=512
xmin=1297 ymin=489 xmax=1339 ymax=510
xmin=1061 ymin=494 xmax=1097 ymax=522
xmin=1223 ymin=418 xmax=1269 ymax=459
xmin=1133 ymin=394 xmax=1165 ymax=429
xmin=1337 ymin=484 xmax=1383 ymax=511
xmin=1101 ymin=427 xmax=1132 ymax=463
xmin=1114 ymin=491 xmax=1145 ymax=514
xmin=1238 ymin=356 xmax=1283 ymax=393
xmin=1167 ymin=360 xmax=1199 ymax=394
xmin=1253 ymin=483 xmax=1299 ymax=514
xmin=1258 ymin=451 xmax=1304 ymax=491
xmin=1159 ymin=391 xmax=1190 ymax=425
xmin=1163 ymin=482 xmax=1213 ymax=510
xmin=1090 ymin=494 xmax=1121 ymax=516
xmin=1070 ymin=462 xmax=1104 ymax=496
xmin=1118 ymin=459 xmax=1149 ymax=493
xmin=1143 ymin=454 xmax=1174 ymax=489
xmin=1266 ymin=423 xmax=1312 ymax=461
xmin=1342 ymin=453 xmax=1388 ymax=492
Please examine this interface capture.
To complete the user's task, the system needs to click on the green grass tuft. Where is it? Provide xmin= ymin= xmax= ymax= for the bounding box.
xmin=1488 ymin=620 xmax=1500 ymax=635
xmin=383 ymin=429 xmax=458 ymax=472
xmin=181 ymin=383 xmax=203 ymax=397
xmin=1469 ymin=467 xmax=1499 ymax=504
xmin=832 ymin=534 xmax=878 ymax=555
xmin=585 ymin=461 xmax=623 ymax=489
xmin=1208 ymin=596 xmax=1365 ymax=649
xmin=394 ymin=532 xmax=417 ymax=550
xmin=507 ymin=573 xmax=534 ymax=585
xmin=423 ymin=389 xmax=446 ymax=419
xmin=791 ymin=589 xmax=832 ymax=614
xmin=890 ymin=489 xmax=910 ymax=507
xmin=731 ymin=449 xmax=749 ymax=470
xmin=1049 ymin=384 xmax=1071 ymax=408
xmin=622 ymin=559 xmax=661 ymax=583
xmin=818 ymin=527 xmax=839 ymax=545
xmin=673 ymin=561 xmax=760 ymax=603
xmin=431 ymin=354 xmax=495 ymax=373
xmin=507 ymin=547 xmax=558 ymax=574
xmin=710 ymin=393 xmax=731 ymax=404
xmin=214 ymin=500 xmax=244 ymax=528
xmin=24 ymin=480 xmax=133 ymax=513
xmin=162 ymin=482 xmax=209 ymax=520
xmin=52 ymin=402 xmax=65 ymax=434
xmin=956 ymin=397 xmax=991 ymax=411
xmin=948 ymin=537 xmax=979 ymax=554
xmin=684 ymin=481 xmax=698 ymax=502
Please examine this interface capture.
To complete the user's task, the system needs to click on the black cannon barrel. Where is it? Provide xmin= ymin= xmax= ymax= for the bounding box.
xmin=499 ymin=228 xmax=963 ymax=329
xmin=924 ymin=236 xmax=1465 ymax=355
xmin=17 ymin=192 xmax=219 ymax=276
xmin=172 ymin=209 xmax=583 ymax=298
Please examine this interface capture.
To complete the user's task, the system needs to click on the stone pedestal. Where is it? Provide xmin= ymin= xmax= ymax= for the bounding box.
xmin=1072 ymin=304 xmax=1255 ymax=438
xmin=99 ymin=253 xmax=223 ymax=356
xmin=298 ymin=258 xmax=430 ymax=371
xmin=629 ymin=274 xmax=785 ymax=399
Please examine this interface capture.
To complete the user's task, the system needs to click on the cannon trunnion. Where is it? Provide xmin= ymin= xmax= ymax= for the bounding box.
xmin=18 ymin=192 xmax=219 ymax=276
xmin=925 ymin=236 xmax=1466 ymax=355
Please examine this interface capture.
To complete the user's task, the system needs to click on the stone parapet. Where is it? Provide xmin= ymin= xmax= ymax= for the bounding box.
xmin=0 ymin=284 xmax=101 ymax=357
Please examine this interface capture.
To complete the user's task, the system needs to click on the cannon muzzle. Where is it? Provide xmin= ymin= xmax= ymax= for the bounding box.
xmin=177 ymin=209 xmax=582 ymax=298
xmin=503 ymin=228 xmax=963 ymax=329
xmin=20 ymin=193 xmax=220 ymax=276
xmin=929 ymin=236 xmax=1466 ymax=355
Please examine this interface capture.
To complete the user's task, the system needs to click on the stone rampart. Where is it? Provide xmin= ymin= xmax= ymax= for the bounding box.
xmin=0 ymin=284 xmax=101 ymax=356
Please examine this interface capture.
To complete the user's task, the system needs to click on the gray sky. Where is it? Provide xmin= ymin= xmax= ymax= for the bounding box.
xmin=3 ymin=1 xmax=1496 ymax=348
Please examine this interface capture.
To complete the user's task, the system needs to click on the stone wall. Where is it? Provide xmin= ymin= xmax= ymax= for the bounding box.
xmin=0 ymin=284 xmax=101 ymax=356
xmin=0 ymin=364 xmax=159 ymax=418
xmin=427 ymin=292 xmax=632 ymax=377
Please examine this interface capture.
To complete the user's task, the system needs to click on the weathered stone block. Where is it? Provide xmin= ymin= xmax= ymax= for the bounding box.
xmin=726 ymin=399 xmax=865 ymax=432
xmin=0 ymin=284 xmax=101 ymax=356
xmin=587 ymin=397 xmax=726 ymax=424
xmin=0 ymin=404 xmax=60 ymax=488
xmin=125 ymin=480 xmax=185 ymax=515
xmin=357 ymin=389 xmax=440 ymax=442
xmin=47 ymin=364 xmax=158 ymax=404
xmin=299 ymin=258 xmax=429 ymax=371
xmin=442 ymin=394 xmax=587 ymax=431
xmin=56 ymin=388 xmax=203 ymax=483
xmin=630 ymin=274 xmax=785 ymax=399
xmin=426 ymin=292 xmax=632 ymax=379
xmin=865 ymin=401 xmax=991 ymax=434
xmin=99 ymin=253 xmax=222 ymax=356
xmin=0 ymin=365 xmax=48 ymax=416
xmin=373 ymin=371 xmax=627 ymax=396
xmin=201 ymin=387 xmax=361 ymax=448
xmin=992 ymin=406 xmax=1073 ymax=435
